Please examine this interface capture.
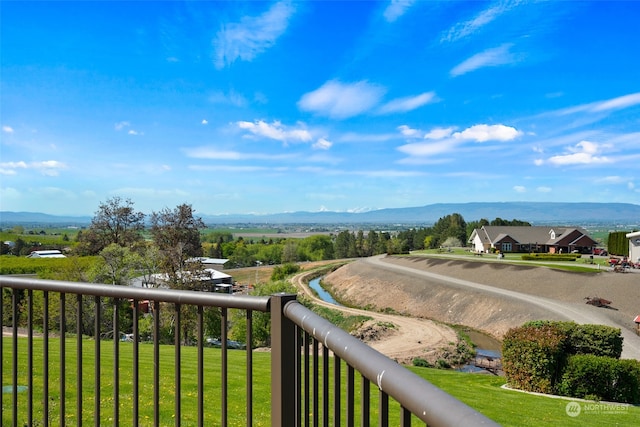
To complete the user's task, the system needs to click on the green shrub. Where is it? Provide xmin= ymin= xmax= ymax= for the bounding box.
xmin=557 ymin=355 xmax=640 ymax=403
xmin=502 ymin=324 xmax=566 ymax=393
xmin=412 ymin=358 xmax=432 ymax=368
xmin=270 ymin=263 xmax=301 ymax=281
xmin=567 ymin=323 xmax=623 ymax=358
xmin=522 ymin=321 xmax=623 ymax=359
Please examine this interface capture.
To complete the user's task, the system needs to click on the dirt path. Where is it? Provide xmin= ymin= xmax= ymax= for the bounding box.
xmin=292 ymin=271 xmax=458 ymax=364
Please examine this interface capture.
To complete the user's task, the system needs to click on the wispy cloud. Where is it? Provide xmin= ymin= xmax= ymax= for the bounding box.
xmin=397 ymin=139 xmax=458 ymax=157
xmin=298 ymin=80 xmax=386 ymax=119
xmin=2 ymin=125 xmax=14 ymax=134
xmin=441 ymin=2 xmax=519 ymax=43
xmin=0 ymin=160 xmax=67 ymax=176
xmin=377 ymin=92 xmax=437 ymax=114
xmin=236 ymin=120 xmax=312 ymax=144
xmin=513 ymin=185 xmax=527 ymax=193
xmin=184 ymin=146 xmax=297 ymax=161
xmin=450 ymin=43 xmax=517 ymax=77
xmin=555 ymin=92 xmax=640 ymax=116
xmin=424 ymin=127 xmax=455 ymax=140
xmin=208 ymin=90 xmax=248 ymax=107
xmin=214 ymin=1 xmax=295 ymax=69
xmin=114 ymin=121 xmax=130 ymax=131
xmin=312 ymin=138 xmax=333 ymax=150
xmin=383 ymin=0 xmax=416 ymax=23
xmin=115 ymin=121 xmax=143 ymax=135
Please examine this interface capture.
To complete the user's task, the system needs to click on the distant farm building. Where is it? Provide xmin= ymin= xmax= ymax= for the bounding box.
xmin=27 ymin=250 xmax=66 ymax=258
xmin=191 ymin=257 xmax=229 ymax=271
xmin=141 ymin=268 xmax=234 ymax=294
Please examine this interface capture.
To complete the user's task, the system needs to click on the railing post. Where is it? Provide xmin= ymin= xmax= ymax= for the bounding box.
xmin=270 ymin=293 xmax=298 ymax=427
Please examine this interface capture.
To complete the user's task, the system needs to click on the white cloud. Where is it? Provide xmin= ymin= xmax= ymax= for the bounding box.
xmin=236 ymin=120 xmax=312 ymax=144
xmin=377 ymin=91 xmax=437 ymax=114
xmin=453 ymin=124 xmax=521 ymax=142
xmin=2 ymin=126 xmax=14 ymax=133
xmin=397 ymin=139 xmax=459 ymax=157
xmin=214 ymin=2 xmax=295 ymax=68
xmin=450 ymin=43 xmax=517 ymax=77
xmin=201 ymin=119 xmax=208 ymax=125
xmin=383 ymin=0 xmax=416 ymax=23
xmin=424 ymin=127 xmax=455 ymax=140
xmin=546 ymin=140 xmax=612 ymax=166
xmin=128 ymin=129 xmax=143 ymax=136
xmin=298 ymin=80 xmax=386 ymax=119
xmin=313 ymin=138 xmax=333 ymax=150
xmin=398 ymin=125 xmax=421 ymax=138
xmin=513 ymin=186 xmax=526 ymax=193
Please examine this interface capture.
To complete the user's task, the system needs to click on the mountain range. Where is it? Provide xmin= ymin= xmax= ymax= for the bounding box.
xmin=1 ymin=202 xmax=639 ymax=226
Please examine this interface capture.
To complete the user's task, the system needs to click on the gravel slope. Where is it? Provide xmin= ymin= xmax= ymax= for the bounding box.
xmin=323 ymin=255 xmax=640 ymax=360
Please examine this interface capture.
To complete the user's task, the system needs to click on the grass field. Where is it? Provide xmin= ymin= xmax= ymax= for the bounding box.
xmin=2 ymin=337 xmax=637 ymax=426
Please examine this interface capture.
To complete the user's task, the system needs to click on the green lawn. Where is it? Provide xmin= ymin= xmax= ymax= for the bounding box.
xmin=3 ymin=337 xmax=638 ymax=426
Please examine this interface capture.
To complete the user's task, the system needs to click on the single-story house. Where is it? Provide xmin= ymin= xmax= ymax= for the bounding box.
xmin=627 ymin=231 xmax=640 ymax=263
xmin=468 ymin=226 xmax=598 ymax=254
xmin=27 ymin=250 xmax=66 ymax=258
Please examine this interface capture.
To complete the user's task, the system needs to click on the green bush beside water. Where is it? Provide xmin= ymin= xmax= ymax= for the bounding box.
xmin=503 ymin=321 xmax=639 ymax=403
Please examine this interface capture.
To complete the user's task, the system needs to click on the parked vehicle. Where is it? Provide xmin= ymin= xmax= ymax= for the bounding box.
xmin=205 ymin=337 xmax=246 ymax=349
xmin=592 ymin=248 xmax=608 ymax=256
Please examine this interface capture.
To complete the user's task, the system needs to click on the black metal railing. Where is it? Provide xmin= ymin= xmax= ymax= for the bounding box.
xmin=1 ymin=276 xmax=498 ymax=426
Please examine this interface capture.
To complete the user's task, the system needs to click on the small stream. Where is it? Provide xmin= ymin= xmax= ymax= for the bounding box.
xmin=308 ymin=277 xmax=342 ymax=306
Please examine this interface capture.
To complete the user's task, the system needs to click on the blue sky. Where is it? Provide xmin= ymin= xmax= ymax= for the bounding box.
xmin=1 ymin=1 xmax=639 ymax=217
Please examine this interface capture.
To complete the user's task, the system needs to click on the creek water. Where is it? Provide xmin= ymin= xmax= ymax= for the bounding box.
xmin=308 ymin=277 xmax=341 ymax=306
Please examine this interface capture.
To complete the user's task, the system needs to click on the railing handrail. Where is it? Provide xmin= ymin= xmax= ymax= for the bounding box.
xmin=0 ymin=276 xmax=270 ymax=311
xmin=282 ymin=298 xmax=500 ymax=426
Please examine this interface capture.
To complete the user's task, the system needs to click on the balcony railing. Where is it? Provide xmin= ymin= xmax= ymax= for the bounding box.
xmin=1 ymin=276 xmax=498 ymax=426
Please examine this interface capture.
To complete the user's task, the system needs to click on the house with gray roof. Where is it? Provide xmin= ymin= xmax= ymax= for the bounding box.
xmin=468 ymin=226 xmax=598 ymax=254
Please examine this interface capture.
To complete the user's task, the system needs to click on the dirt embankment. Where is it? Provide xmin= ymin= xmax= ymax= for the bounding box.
xmin=322 ymin=256 xmax=640 ymax=341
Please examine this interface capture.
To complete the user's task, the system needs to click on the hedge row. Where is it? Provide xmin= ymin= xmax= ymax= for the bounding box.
xmin=558 ymin=355 xmax=640 ymax=403
xmin=503 ymin=321 xmax=637 ymax=403
xmin=520 ymin=253 xmax=580 ymax=261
